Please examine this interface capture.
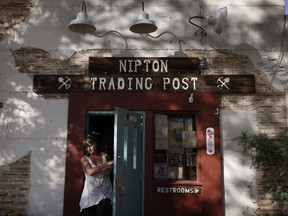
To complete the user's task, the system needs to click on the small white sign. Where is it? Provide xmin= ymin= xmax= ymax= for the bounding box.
xmin=206 ymin=127 xmax=215 ymax=155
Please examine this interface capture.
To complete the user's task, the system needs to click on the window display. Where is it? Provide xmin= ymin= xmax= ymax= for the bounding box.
xmin=154 ymin=114 xmax=197 ymax=181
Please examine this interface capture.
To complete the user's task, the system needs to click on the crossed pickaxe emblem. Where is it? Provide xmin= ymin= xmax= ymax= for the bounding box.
xmin=58 ymin=77 xmax=71 ymax=90
xmin=217 ymin=77 xmax=230 ymax=90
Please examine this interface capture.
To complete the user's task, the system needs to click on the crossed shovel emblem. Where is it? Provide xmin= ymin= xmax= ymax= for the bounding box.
xmin=217 ymin=77 xmax=230 ymax=90
xmin=58 ymin=77 xmax=72 ymax=90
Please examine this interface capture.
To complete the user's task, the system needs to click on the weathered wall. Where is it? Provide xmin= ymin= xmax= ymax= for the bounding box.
xmin=0 ymin=0 xmax=36 ymax=41
xmin=0 ymin=0 xmax=287 ymax=215
xmin=0 ymin=47 xmax=68 ymax=215
xmin=0 ymin=1 xmax=68 ymax=216
xmin=0 ymin=152 xmax=31 ymax=216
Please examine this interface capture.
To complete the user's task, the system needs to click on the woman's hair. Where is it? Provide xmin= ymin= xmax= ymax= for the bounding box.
xmin=82 ymin=137 xmax=98 ymax=157
xmin=82 ymin=137 xmax=97 ymax=148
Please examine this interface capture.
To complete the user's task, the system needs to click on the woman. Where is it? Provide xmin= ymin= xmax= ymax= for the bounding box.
xmin=79 ymin=136 xmax=114 ymax=216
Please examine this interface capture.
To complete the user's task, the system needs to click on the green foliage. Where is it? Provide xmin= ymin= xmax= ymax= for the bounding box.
xmin=238 ymin=129 xmax=288 ymax=215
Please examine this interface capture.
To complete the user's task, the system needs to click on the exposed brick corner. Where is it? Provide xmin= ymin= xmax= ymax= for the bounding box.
xmin=0 ymin=151 xmax=32 ymax=216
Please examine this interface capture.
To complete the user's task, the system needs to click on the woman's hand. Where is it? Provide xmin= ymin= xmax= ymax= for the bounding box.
xmin=104 ymin=160 xmax=113 ymax=176
xmin=106 ymin=160 xmax=114 ymax=166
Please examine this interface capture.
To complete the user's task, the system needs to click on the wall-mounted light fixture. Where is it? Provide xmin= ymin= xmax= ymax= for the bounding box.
xmin=68 ymin=1 xmax=227 ymax=59
xmin=68 ymin=0 xmax=130 ymax=51
xmin=91 ymin=31 xmax=134 ymax=57
xmin=189 ymin=7 xmax=228 ymax=36
xmin=199 ymin=56 xmax=207 ymax=69
xmin=147 ymin=31 xmax=187 ymax=56
xmin=89 ymin=31 xmax=129 ymax=50
xmin=147 ymin=31 xmax=184 ymax=51
xmin=68 ymin=1 xmax=96 ymax=33
xmin=130 ymin=1 xmax=157 ymax=34
xmin=148 ymin=31 xmax=189 ymax=57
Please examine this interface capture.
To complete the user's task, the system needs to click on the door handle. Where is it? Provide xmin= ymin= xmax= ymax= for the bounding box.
xmin=117 ymin=155 xmax=121 ymax=159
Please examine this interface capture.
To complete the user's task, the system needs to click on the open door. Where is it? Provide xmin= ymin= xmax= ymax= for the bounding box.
xmin=113 ymin=107 xmax=143 ymax=216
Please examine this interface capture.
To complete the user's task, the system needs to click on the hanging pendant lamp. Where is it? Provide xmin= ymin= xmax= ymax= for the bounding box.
xmin=68 ymin=1 xmax=96 ymax=33
xmin=130 ymin=1 xmax=157 ymax=34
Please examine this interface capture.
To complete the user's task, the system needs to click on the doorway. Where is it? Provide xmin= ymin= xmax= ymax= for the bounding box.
xmin=85 ymin=109 xmax=145 ymax=216
xmin=86 ymin=111 xmax=114 ymax=164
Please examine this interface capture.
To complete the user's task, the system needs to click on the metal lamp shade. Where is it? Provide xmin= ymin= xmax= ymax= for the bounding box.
xmin=208 ymin=7 xmax=228 ymax=35
xmin=130 ymin=11 xmax=157 ymax=34
xmin=68 ymin=12 xmax=96 ymax=33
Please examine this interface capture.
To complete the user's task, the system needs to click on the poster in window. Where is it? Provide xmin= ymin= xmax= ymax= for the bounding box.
xmin=167 ymin=154 xmax=182 ymax=166
xmin=186 ymin=152 xmax=197 ymax=166
xmin=185 ymin=118 xmax=193 ymax=131
xmin=154 ymin=163 xmax=167 ymax=179
xmin=182 ymin=131 xmax=196 ymax=148
xmin=155 ymin=114 xmax=169 ymax=149
xmin=155 ymin=151 xmax=166 ymax=163
xmin=167 ymin=166 xmax=183 ymax=180
xmin=155 ymin=138 xmax=169 ymax=150
xmin=168 ymin=117 xmax=184 ymax=153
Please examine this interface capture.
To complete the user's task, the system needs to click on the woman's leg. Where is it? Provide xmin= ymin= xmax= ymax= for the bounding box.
xmin=96 ymin=198 xmax=111 ymax=216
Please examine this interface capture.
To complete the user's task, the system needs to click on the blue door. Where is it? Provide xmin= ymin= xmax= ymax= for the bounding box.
xmin=113 ymin=108 xmax=143 ymax=216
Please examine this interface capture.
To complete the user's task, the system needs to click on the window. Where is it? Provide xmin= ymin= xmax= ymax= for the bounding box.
xmin=154 ymin=114 xmax=197 ymax=181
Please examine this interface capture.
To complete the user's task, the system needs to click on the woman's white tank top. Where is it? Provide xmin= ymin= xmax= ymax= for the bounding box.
xmin=79 ymin=154 xmax=113 ymax=211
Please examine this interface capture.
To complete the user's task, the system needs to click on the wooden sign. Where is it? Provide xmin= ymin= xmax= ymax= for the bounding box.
xmin=89 ymin=57 xmax=201 ymax=74
xmin=33 ymin=57 xmax=255 ymax=94
xmin=33 ymin=74 xmax=255 ymax=94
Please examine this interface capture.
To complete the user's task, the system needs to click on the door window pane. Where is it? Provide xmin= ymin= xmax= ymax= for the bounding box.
xmin=133 ymin=126 xmax=137 ymax=170
xmin=123 ymin=125 xmax=128 ymax=170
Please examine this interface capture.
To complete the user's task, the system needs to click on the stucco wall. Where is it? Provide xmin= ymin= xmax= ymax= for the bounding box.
xmin=0 ymin=49 xmax=68 ymax=215
xmin=221 ymin=110 xmax=258 ymax=216
xmin=0 ymin=0 xmax=287 ymax=216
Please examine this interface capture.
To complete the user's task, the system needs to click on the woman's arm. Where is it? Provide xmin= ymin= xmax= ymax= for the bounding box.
xmin=103 ymin=153 xmax=113 ymax=176
xmin=81 ymin=156 xmax=113 ymax=176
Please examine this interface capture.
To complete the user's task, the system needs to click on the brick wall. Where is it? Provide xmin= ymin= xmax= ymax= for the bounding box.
xmin=0 ymin=152 xmax=31 ymax=216
xmin=0 ymin=0 xmax=35 ymax=41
